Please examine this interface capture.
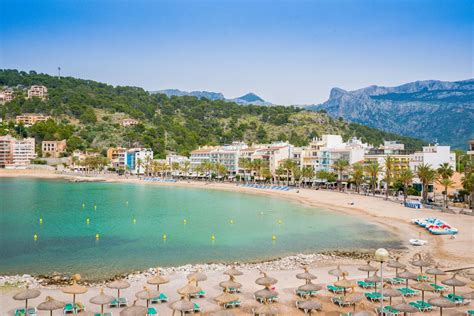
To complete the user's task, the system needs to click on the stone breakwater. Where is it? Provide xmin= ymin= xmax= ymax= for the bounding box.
xmin=0 ymin=250 xmax=405 ymax=288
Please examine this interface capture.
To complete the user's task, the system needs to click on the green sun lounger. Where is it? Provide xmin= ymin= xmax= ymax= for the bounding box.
xmin=63 ymin=304 xmax=75 ymax=314
xmin=417 ymin=275 xmax=430 ymax=282
xmin=430 ymin=283 xmax=446 ymax=292
xmin=224 ymin=300 xmax=241 ymax=308
xmin=409 ymin=301 xmax=433 ymax=312
xmin=327 ymin=284 xmax=345 ymax=294
xmin=382 ymin=306 xmax=402 ymax=315
xmin=467 ymin=310 xmax=474 ymax=315
xmin=397 ymin=287 xmax=419 ymax=297
xmin=95 ymin=313 xmax=113 ymax=316
xmin=364 ymin=292 xmax=386 ymax=302
xmin=357 ymin=281 xmax=375 ymax=289
xmin=331 ymin=296 xmax=351 ymax=307
xmin=387 ymin=277 xmax=405 ymax=285
xmin=15 ymin=308 xmax=37 ymax=316
xmin=194 ymin=302 xmax=201 ymax=312
xmin=147 ymin=307 xmax=158 ymax=315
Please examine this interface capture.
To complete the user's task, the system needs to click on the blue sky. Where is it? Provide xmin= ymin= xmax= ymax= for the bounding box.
xmin=0 ymin=0 xmax=472 ymax=105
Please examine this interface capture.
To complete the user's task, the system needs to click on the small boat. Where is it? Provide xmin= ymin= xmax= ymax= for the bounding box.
xmin=409 ymin=239 xmax=428 ymax=246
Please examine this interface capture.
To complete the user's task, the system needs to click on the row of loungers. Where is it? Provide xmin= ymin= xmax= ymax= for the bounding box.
xmin=143 ymin=177 xmax=177 ymax=183
xmin=240 ymin=184 xmax=291 ymax=191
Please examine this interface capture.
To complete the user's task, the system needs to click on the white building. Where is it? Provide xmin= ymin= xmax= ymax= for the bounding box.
xmin=11 ymin=137 xmax=37 ymax=168
xmin=409 ymin=144 xmax=456 ymax=172
xmin=126 ymin=148 xmax=153 ymax=174
xmin=27 ymin=85 xmax=48 ymax=100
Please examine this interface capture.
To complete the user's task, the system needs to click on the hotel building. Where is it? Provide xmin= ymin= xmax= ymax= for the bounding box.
xmin=42 ymin=140 xmax=67 ymax=158
xmin=0 ymin=135 xmax=36 ymax=168
xmin=16 ymin=114 xmax=51 ymax=126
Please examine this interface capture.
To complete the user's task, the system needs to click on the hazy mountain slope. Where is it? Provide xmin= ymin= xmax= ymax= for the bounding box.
xmin=307 ymin=79 xmax=474 ymax=148
xmin=152 ymin=89 xmax=273 ymax=106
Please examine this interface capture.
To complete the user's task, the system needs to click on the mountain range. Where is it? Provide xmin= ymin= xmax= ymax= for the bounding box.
xmin=306 ymin=79 xmax=474 ymax=149
xmin=152 ymin=89 xmax=273 ymax=106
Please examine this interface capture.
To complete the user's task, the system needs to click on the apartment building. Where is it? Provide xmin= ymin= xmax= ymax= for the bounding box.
xmin=27 ymin=85 xmax=48 ymax=100
xmin=125 ymin=148 xmax=153 ymax=174
xmin=409 ymin=144 xmax=456 ymax=172
xmin=16 ymin=114 xmax=51 ymax=126
xmin=121 ymin=119 xmax=139 ymax=127
xmin=0 ymin=88 xmax=14 ymax=104
xmin=42 ymin=140 xmax=67 ymax=158
xmin=107 ymin=147 xmax=127 ymax=169
xmin=468 ymin=140 xmax=474 ymax=162
xmin=0 ymin=135 xmax=36 ymax=168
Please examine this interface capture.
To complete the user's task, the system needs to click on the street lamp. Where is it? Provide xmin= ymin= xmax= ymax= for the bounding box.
xmin=375 ymin=248 xmax=389 ymax=312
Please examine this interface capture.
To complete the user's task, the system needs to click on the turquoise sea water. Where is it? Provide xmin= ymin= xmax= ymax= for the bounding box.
xmin=0 ymin=178 xmax=401 ymax=279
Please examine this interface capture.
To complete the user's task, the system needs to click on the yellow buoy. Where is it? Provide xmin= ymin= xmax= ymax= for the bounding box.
xmin=272 ymin=235 xmax=277 ymax=241
xmin=82 ymin=203 xmax=85 ymax=208
xmin=211 ymin=234 xmax=215 ymax=241
xmin=94 ymin=205 xmax=97 ymax=210
xmin=183 ymin=219 xmax=187 ymax=224
xmin=33 ymin=234 xmax=38 ymax=241
xmin=126 ymin=201 xmax=129 ymax=205
xmin=277 ymin=219 xmax=283 ymax=224
xmin=39 ymin=218 xmax=43 ymax=224
xmin=229 ymin=219 xmax=234 ymax=224
xmin=162 ymin=234 xmax=167 ymax=240
xmin=95 ymin=233 xmax=100 ymax=240
xmin=86 ymin=218 xmax=90 ymax=224
xmin=260 ymin=212 xmax=264 ymax=215
xmin=133 ymin=218 xmax=137 ymax=224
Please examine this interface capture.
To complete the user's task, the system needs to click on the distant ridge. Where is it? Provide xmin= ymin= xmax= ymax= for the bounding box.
xmin=152 ymin=89 xmax=273 ymax=106
xmin=305 ymin=79 xmax=474 ymax=148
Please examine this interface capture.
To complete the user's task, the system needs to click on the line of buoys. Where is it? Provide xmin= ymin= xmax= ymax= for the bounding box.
xmin=33 ymin=233 xmax=38 ymax=241
xmin=39 ymin=217 xmax=43 ymax=225
xmin=95 ymin=233 xmax=100 ymax=240
xmin=86 ymin=218 xmax=90 ymax=225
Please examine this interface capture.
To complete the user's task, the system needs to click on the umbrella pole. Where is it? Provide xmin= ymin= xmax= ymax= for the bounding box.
xmin=50 ymin=311 xmax=53 ymax=316
xmin=101 ymin=304 xmax=104 ymax=315
xmin=453 ymin=286 xmax=455 ymax=295
xmin=422 ymin=290 xmax=424 ymax=302
xmin=440 ymin=307 xmax=443 ymax=316
xmin=434 ymin=275 xmax=437 ymax=285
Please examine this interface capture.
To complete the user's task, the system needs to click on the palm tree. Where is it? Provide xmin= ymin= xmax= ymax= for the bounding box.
xmin=397 ymin=168 xmax=414 ymax=204
xmin=252 ymin=159 xmax=265 ymax=183
xmin=364 ymin=162 xmax=380 ymax=196
xmin=461 ymin=170 xmax=474 ymax=210
xmin=181 ymin=160 xmax=191 ymax=178
xmin=281 ymin=159 xmax=297 ymax=186
xmin=332 ymin=159 xmax=349 ymax=191
xmin=350 ymin=163 xmax=365 ymax=193
xmin=301 ymin=166 xmax=315 ymax=187
xmin=202 ymin=160 xmax=214 ymax=181
xmin=136 ymin=158 xmax=143 ymax=177
xmin=275 ymin=166 xmax=284 ymax=185
xmin=384 ymin=156 xmax=394 ymax=200
xmin=416 ymin=163 xmax=436 ymax=204
xmin=437 ymin=177 xmax=454 ymax=208
xmin=214 ymin=163 xmax=228 ymax=181
xmin=238 ymin=158 xmax=252 ymax=182
xmin=437 ymin=162 xmax=454 ymax=180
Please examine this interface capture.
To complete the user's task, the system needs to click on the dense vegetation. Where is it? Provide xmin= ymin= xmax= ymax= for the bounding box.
xmin=0 ymin=69 xmax=426 ymax=157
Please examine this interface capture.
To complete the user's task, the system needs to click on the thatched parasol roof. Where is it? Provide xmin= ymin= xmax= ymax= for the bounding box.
xmin=426 ymin=267 xmax=446 ymax=276
xmin=428 ymin=294 xmax=457 ymax=308
xmin=334 ymin=272 xmax=354 ymax=288
xmin=147 ymin=274 xmax=169 ymax=286
xmin=170 ymin=296 xmax=195 ymax=312
xmin=62 ymin=280 xmax=87 ymax=295
xmin=298 ymin=283 xmax=323 ymax=292
xmin=89 ymin=288 xmax=115 ymax=305
xmin=442 ymin=274 xmax=467 ymax=287
xmin=223 ymin=267 xmax=243 ymax=277
xmin=37 ymin=296 xmax=65 ymax=311
xmin=254 ymin=288 xmax=279 ymax=299
xmin=120 ymin=300 xmax=148 ymax=316
xmin=358 ymin=261 xmax=378 ymax=272
xmin=215 ymin=292 xmax=239 ymax=304
xmin=135 ymin=286 xmax=160 ymax=300
xmin=329 ymin=265 xmax=346 ymax=278
xmin=397 ymin=270 xmax=417 ymax=280
xmin=392 ymin=300 xmax=418 ymax=313
xmin=210 ymin=311 xmax=235 ymax=316
xmin=107 ymin=280 xmax=131 ymax=290
xmin=177 ymin=281 xmax=202 ymax=296
xmin=296 ymin=267 xmax=317 ymax=281
xmin=255 ymin=272 xmax=278 ymax=286
xmin=297 ymin=299 xmax=322 ymax=311
xmin=187 ymin=270 xmax=207 ymax=282
xmin=387 ymin=257 xmax=406 ymax=270
xmin=13 ymin=287 xmax=41 ymax=301
xmin=219 ymin=277 xmax=242 ymax=290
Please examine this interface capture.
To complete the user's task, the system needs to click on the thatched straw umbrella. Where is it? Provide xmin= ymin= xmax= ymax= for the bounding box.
xmin=328 ymin=265 xmax=346 ymax=281
xmin=147 ymin=272 xmax=169 ymax=292
xmin=89 ymin=288 xmax=115 ymax=315
xmin=297 ymin=282 xmax=323 ymax=293
xmin=387 ymin=257 xmax=406 ymax=275
xmin=219 ymin=276 xmax=242 ymax=291
xmin=120 ymin=299 xmax=148 ymax=316
xmin=62 ymin=275 xmax=88 ymax=305
xmin=255 ymin=271 xmax=278 ymax=287
xmin=187 ymin=269 xmax=207 ymax=286
xmin=345 ymin=293 xmax=364 ymax=312
xmin=412 ymin=282 xmax=435 ymax=302
xmin=392 ymin=299 xmax=418 ymax=315
xmin=135 ymin=286 xmax=160 ymax=308
xmin=358 ymin=261 xmax=379 ymax=278
xmin=107 ymin=279 xmax=130 ymax=305
xmin=411 ymin=253 xmax=432 ymax=275
xmin=353 ymin=312 xmax=374 ymax=316
xmin=296 ymin=266 xmax=317 ymax=284
xmin=334 ymin=272 xmax=354 ymax=296
xmin=426 ymin=267 xmax=446 ymax=285
xmin=223 ymin=267 xmax=243 ymax=277
xmin=13 ymin=286 xmax=41 ymax=315
xmin=428 ymin=294 xmax=456 ymax=315
xmin=365 ymin=272 xmax=383 ymax=292
xmin=215 ymin=291 xmax=239 ymax=307
xmin=177 ymin=280 xmax=202 ymax=300
xmin=170 ymin=296 xmax=195 ymax=316
xmin=253 ymin=302 xmax=285 ymax=315
xmin=461 ymin=291 xmax=474 ymax=299
xmin=397 ymin=270 xmax=417 ymax=288
xmin=441 ymin=273 xmax=466 ymax=295
xmin=254 ymin=288 xmax=279 ymax=302
xmin=382 ymin=286 xmax=402 ymax=305
xmin=37 ymin=296 xmax=65 ymax=316
xmin=297 ymin=300 xmax=322 ymax=315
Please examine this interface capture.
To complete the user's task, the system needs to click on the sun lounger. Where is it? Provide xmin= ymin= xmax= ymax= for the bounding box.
xmin=445 ymin=293 xmax=470 ymax=305
xmin=74 ymin=302 xmax=85 ymax=313
xmin=417 ymin=275 xmax=431 ymax=282
xmin=332 ymin=296 xmax=352 ymax=307
xmin=327 ymin=284 xmax=345 ymax=294
xmin=110 ymin=297 xmax=128 ymax=307
xmin=151 ymin=293 xmax=167 ymax=304
xmin=147 ymin=307 xmax=158 ymax=315
xmin=15 ymin=308 xmax=37 ymax=316
xmin=224 ymin=300 xmax=241 ymax=309
xmin=467 ymin=310 xmax=474 ymax=315
xmin=397 ymin=287 xmax=419 ymax=297
xmin=365 ymin=292 xmax=387 ymax=302
xmin=193 ymin=302 xmax=201 ymax=312
xmin=95 ymin=313 xmax=113 ymax=316
xmin=409 ymin=300 xmax=433 ymax=312
xmin=228 ymin=287 xmax=240 ymax=293
xmin=296 ymin=289 xmax=318 ymax=297
xmin=382 ymin=306 xmax=402 ymax=315
xmin=357 ymin=281 xmax=376 ymax=289
xmin=63 ymin=303 xmax=75 ymax=314
xmin=386 ymin=277 xmax=405 ymax=285
xmin=430 ymin=283 xmax=446 ymax=292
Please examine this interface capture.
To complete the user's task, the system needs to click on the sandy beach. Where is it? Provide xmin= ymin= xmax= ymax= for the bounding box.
xmin=1 ymin=169 xmax=473 ymax=315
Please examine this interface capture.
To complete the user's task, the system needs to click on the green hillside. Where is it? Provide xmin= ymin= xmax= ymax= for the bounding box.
xmin=0 ymin=69 xmax=426 ymax=157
